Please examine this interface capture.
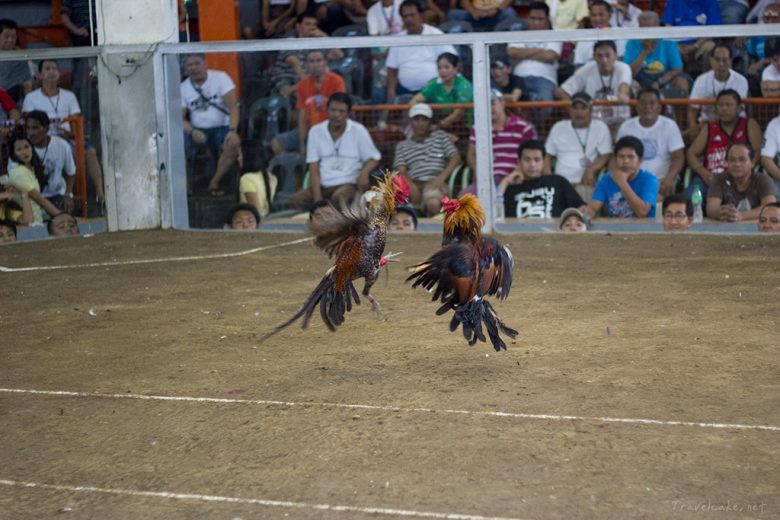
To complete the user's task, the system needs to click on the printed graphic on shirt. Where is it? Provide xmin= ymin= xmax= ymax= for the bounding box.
xmin=512 ymin=187 xmax=556 ymax=218
xmin=607 ymin=191 xmax=633 ymax=217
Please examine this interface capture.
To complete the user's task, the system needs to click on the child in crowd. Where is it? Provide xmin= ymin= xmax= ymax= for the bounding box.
xmin=0 ymin=218 xmax=17 ymax=244
xmin=226 ymin=203 xmax=261 ymax=230
xmin=388 ymin=204 xmax=418 ymax=232
xmin=0 ymin=179 xmax=33 ymax=225
xmin=559 ymin=207 xmax=589 ymax=232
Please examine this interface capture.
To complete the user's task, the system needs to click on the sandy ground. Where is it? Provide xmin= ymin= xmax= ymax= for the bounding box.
xmin=1 ymin=230 xmax=779 ymax=520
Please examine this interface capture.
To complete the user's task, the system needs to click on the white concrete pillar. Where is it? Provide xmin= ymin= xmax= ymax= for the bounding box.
xmin=96 ymin=0 xmax=178 ymax=230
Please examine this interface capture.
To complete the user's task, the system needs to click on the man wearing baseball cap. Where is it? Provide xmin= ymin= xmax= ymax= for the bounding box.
xmin=544 ymin=91 xmax=613 ymax=202
xmin=490 ymin=59 xmax=522 ymax=106
xmin=392 ymin=103 xmax=461 ymax=215
xmin=559 ymin=207 xmax=589 ymax=232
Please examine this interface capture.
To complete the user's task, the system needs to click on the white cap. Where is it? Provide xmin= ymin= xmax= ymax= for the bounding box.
xmin=409 ymin=103 xmax=433 ymax=119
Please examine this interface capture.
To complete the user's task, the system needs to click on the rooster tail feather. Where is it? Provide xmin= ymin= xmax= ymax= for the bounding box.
xmin=448 ymin=298 xmax=518 ymax=351
xmin=259 ymin=272 xmax=360 ymax=343
xmin=482 ymin=300 xmax=518 ymax=351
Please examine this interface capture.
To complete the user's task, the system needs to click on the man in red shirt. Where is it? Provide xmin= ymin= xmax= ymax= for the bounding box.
xmin=686 ymin=89 xmax=762 ymax=205
xmin=271 ymin=49 xmax=346 ymax=157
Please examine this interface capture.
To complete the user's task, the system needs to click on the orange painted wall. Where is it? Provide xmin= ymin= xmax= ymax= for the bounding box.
xmin=197 ymin=0 xmax=241 ymax=96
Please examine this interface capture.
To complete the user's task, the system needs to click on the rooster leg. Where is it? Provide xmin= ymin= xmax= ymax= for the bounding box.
xmin=362 ymin=272 xmax=383 ymax=320
xmin=366 ymin=293 xmax=384 ymax=321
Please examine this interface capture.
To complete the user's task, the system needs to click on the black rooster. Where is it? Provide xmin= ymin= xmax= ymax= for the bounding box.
xmin=406 ymin=194 xmax=517 ymax=351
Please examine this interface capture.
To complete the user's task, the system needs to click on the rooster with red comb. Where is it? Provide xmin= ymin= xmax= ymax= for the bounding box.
xmin=406 ymin=193 xmax=518 ymax=351
xmin=260 ymin=172 xmax=410 ymax=342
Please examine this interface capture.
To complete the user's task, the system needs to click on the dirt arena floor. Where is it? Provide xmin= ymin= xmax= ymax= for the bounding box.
xmin=1 ymin=229 xmax=779 ymax=520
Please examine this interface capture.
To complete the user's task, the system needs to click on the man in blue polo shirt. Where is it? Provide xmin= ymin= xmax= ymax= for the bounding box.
xmin=589 ymin=136 xmax=659 ymax=218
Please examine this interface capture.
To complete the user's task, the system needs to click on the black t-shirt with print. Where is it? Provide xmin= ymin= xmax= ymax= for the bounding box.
xmin=504 ymin=175 xmax=584 ymax=218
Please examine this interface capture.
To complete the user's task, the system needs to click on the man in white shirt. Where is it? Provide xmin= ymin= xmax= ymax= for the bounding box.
xmin=760 ymin=40 xmax=780 ymax=98
xmin=616 ymin=88 xmax=684 ymax=195
xmin=545 ymin=92 xmax=613 ymax=201
xmin=559 ymin=40 xmax=632 ymax=129
xmin=507 ymin=2 xmax=560 ymax=104
xmin=760 ymin=112 xmax=780 ymax=192
xmin=289 ymin=92 xmax=382 ymax=211
xmin=609 ymin=0 xmax=642 ymax=28
xmin=687 ymin=43 xmax=749 ymax=140
xmin=22 ymin=58 xmax=103 ymax=207
xmin=367 ymin=0 xmax=403 ymax=35
xmin=181 ymin=53 xmax=241 ymax=196
xmin=385 ymin=0 xmax=457 ymax=102
xmin=12 ymin=110 xmax=77 ymax=210
xmin=367 ymin=0 xmax=403 ymax=105
xmin=21 ymin=60 xmax=80 ymax=139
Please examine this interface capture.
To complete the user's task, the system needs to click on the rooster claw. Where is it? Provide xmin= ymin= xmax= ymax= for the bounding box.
xmin=367 ymin=294 xmax=384 ymax=321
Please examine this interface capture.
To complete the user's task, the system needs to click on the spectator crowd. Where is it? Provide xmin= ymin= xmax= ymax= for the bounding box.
xmin=3 ymin=0 xmax=780 ymax=241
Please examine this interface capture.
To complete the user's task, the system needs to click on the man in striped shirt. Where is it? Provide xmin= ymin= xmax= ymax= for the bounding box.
xmin=392 ymin=103 xmax=461 ymax=216
xmin=464 ymin=89 xmax=537 ymax=193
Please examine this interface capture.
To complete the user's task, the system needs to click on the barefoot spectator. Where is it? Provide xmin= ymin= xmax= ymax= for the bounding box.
xmin=180 ymin=53 xmax=241 ymax=197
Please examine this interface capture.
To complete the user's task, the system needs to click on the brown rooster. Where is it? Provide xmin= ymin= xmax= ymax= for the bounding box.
xmin=406 ymin=194 xmax=517 ymax=351
xmin=259 ymin=172 xmax=410 ymax=342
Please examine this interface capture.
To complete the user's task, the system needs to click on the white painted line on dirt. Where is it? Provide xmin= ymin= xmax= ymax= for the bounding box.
xmin=0 ymin=237 xmax=312 ymax=272
xmin=2 ymin=387 xmax=779 ymax=433
xmin=0 ymin=479 xmax=529 ymax=520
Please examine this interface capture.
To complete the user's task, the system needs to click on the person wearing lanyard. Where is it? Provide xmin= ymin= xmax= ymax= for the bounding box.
xmin=687 ymin=43 xmax=749 ymax=141
xmin=544 ymin=92 xmax=612 ymax=203
xmin=22 ymin=59 xmax=105 ymax=209
xmin=557 ymin=40 xmax=632 ymax=131
xmin=288 ymin=92 xmax=381 ymax=211
xmin=180 ymin=53 xmax=242 ymax=197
